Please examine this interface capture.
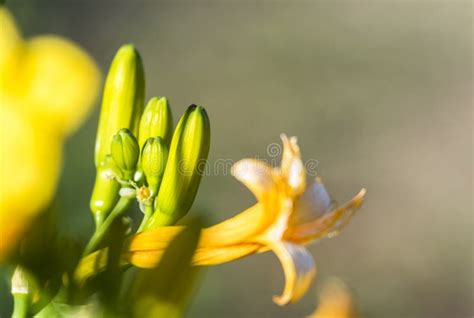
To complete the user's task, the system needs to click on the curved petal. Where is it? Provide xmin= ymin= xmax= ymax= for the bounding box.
xmin=22 ymin=36 xmax=100 ymax=136
xmin=125 ymin=207 xmax=267 ymax=268
xmin=280 ymin=134 xmax=306 ymax=195
xmin=231 ymin=159 xmax=276 ymax=200
xmin=191 ymin=244 xmax=260 ymax=266
xmin=291 ymin=177 xmax=332 ymax=227
xmin=287 ymin=189 xmax=366 ymax=244
xmin=128 ymin=204 xmax=269 ymax=250
xmin=201 ymin=203 xmax=272 ymax=246
xmin=127 ymin=242 xmax=260 ymax=269
xmin=325 ymin=188 xmax=366 ymax=238
xmin=269 ymin=241 xmax=316 ymax=306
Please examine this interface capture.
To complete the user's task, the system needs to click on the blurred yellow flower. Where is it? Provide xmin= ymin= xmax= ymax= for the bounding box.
xmin=121 ymin=134 xmax=366 ymax=305
xmin=309 ymin=278 xmax=356 ymax=318
xmin=0 ymin=8 xmax=100 ymax=262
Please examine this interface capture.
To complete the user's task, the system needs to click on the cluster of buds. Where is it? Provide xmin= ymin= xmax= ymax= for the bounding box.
xmin=90 ymin=44 xmax=210 ymax=229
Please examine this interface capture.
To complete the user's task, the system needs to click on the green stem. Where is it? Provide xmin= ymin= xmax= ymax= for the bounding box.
xmin=12 ymin=294 xmax=29 ymax=318
xmin=83 ymin=196 xmax=132 ymax=256
xmin=137 ymin=204 xmax=154 ymax=232
xmin=94 ymin=212 xmax=105 ymax=229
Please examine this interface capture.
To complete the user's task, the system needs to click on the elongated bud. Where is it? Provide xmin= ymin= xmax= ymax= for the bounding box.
xmin=90 ymin=157 xmax=120 ymax=225
xmin=141 ymin=137 xmax=168 ymax=195
xmin=146 ymin=105 xmax=210 ymax=228
xmin=111 ymin=128 xmax=139 ymax=180
xmin=94 ymin=44 xmax=145 ymax=166
xmin=90 ymin=44 xmax=145 ymax=224
xmin=139 ymin=97 xmax=173 ymax=149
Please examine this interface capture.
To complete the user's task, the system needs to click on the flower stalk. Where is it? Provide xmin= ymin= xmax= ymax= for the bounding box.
xmin=84 ymin=195 xmax=133 ymax=256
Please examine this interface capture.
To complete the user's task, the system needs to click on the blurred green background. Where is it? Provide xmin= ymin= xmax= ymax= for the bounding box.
xmin=2 ymin=1 xmax=472 ymax=317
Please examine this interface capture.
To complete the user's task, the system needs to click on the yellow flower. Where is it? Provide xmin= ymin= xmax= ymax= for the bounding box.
xmin=308 ymin=278 xmax=356 ymax=318
xmin=0 ymin=8 xmax=100 ymax=262
xmin=124 ymin=135 xmax=365 ymax=305
xmin=63 ymin=134 xmax=365 ymax=304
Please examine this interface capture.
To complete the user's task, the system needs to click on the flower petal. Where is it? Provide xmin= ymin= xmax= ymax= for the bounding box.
xmin=190 ymin=243 xmax=260 ymax=266
xmin=308 ymin=278 xmax=355 ymax=318
xmin=0 ymin=8 xmax=24 ymax=92
xmin=280 ymin=134 xmax=306 ymax=195
xmin=125 ymin=205 xmax=266 ymax=268
xmin=22 ymin=36 xmax=100 ymax=136
xmin=201 ymin=203 xmax=270 ymax=245
xmin=129 ymin=204 xmax=268 ymax=251
xmin=325 ymin=189 xmax=366 ymax=238
xmin=269 ymin=241 xmax=316 ymax=306
xmin=231 ymin=159 xmax=276 ymax=200
xmin=291 ymin=177 xmax=333 ymax=227
xmin=0 ymin=103 xmax=62 ymax=262
xmin=287 ymin=189 xmax=366 ymax=244
xmin=127 ymin=240 xmax=260 ymax=269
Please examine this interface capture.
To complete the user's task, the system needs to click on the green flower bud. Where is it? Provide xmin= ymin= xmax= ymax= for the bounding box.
xmin=103 ymin=154 xmax=122 ymax=179
xmin=90 ymin=157 xmax=120 ymax=226
xmin=94 ymin=44 xmax=145 ymax=167
xmin=90 ymin=44 xmax=145 ymax=225
xmin=141 ymin=137 xmax=168 ymax=195
xmin=146 ymin=105 xmax=210 ymax=228
xmin=138 ymin=97 xmax=173 ymax=149
xmin=111 ymin=128 xmax=139 ymax=180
